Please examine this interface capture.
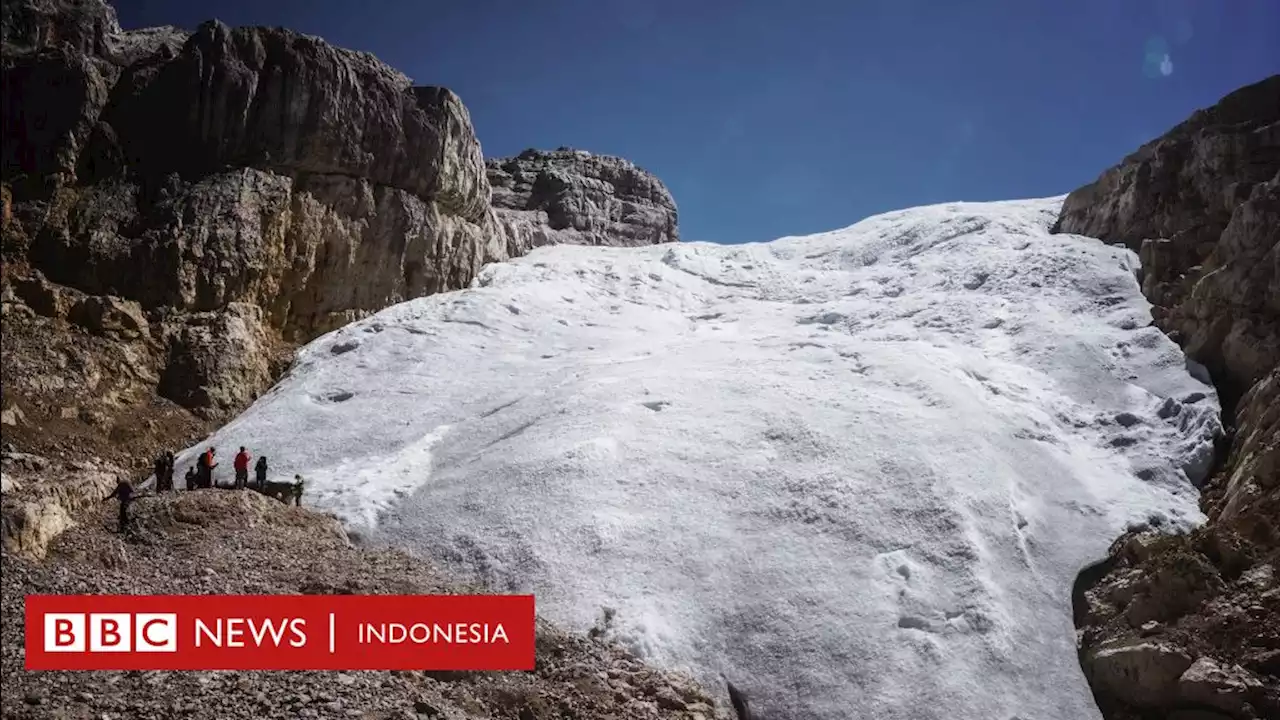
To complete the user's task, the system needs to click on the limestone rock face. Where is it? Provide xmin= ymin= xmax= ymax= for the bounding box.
xmin=488 ymin=147 xmax=679 ymax=253
xmin=1 ymin=0 xmax=508 ymax=425
xmin=95 ymin=20 xmax=492 ymax=221
xmin=0 ymin=0 xmax=122 ymax=57
xmin=0 ymin=449 xmax=122 ymax=559
xmin=1058 ymin=74 xmax=1280 ymax=720
xmin=28 ymin=168 xmax=504 ymax=342
xmin=1054 ymin=74 xmax=1280 ymax=409
xmin=2 ymin=1 xmax=683 ymax=466
xmin=157 ymin=303 xmax=274 ymax=414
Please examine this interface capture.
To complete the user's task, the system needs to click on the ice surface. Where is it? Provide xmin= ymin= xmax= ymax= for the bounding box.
xmin=184 ymin=196 xmax=1221 ymax=719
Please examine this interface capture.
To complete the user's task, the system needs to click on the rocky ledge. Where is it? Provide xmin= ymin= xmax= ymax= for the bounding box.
xmin=1055 ymin=74 xmax=1279 ymax=720
xmin=488 ymin=147 xmax=679 ymax=253
xmin=1 ymin=455 xmax=728 ymax=720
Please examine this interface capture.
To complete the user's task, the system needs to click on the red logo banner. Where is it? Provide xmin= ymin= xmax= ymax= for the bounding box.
xmin=24 ymin=594 xmax=535 ymax=671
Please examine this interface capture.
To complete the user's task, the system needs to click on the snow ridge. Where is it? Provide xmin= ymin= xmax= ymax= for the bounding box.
xmin=191 ymin=196 xmax=1220 ymax=720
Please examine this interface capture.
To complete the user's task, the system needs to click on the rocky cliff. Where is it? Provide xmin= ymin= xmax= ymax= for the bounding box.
xmin=489 ymin=147 xmax=679 ymax=253
xmin=1 ymin=0 xmax=503 ymax=441
xmin=1 ymin=1 xmax=679 ymax=467
xmin=1055 ymin=75 xmax=1279 ymax=720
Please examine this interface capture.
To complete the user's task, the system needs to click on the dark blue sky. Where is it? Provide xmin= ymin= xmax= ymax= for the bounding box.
xmin=113 ymin=0 xmax=1278 ymax=244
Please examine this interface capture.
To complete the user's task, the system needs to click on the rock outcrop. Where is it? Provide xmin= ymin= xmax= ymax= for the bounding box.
xmin=1 ymin=0 xmax=512 ymax=439
xmin=1054 ymin=75 xmax=1280 ymax=411
xmin=1056 ymin=74 xmax=1280 ymax=720
xmin=0 ymin=448 xmax=123 ymax=559
xmin=489 ymin=147 xmax=679 ymax=253
xmin=2 ymin=3 xmax=682 ymax=447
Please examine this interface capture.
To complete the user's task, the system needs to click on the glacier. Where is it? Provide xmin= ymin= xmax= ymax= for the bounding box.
xmin=185 ymin=196 xmax=1221 ymax=719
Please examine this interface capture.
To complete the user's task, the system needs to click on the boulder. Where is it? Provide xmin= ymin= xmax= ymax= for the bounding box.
xmin=0 ymin=404 xmax=25 ymax=427
xmin=157 ymin=303 xmax=273 ymax=418
xmin=10 ymin=271 xmax=73 ymax=318
xmin=1178 ymin=657 xmax=1264 ymax=716
xmin=1087 ymin=640 xmax=1193 ymax=709
xmin=488 ymin=147 xmax=679 ymax=252
xmin=68 ymin=294 xmax=148 ymax=339
xmin=1 ymin=499 xmax=75 ymax=558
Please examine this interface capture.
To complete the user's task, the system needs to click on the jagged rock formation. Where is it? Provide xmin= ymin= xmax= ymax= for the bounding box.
xmin=3 ymin=0 xmax=503 ymax=330
xmin=1 ymin=0 xmax=506 ymax=434
xmin=488 ymin=147 xmax=679 ymax=253
xmin=1056 ymin=75 xmax=1280 ymax=720
xmin=2 ymin=3 xmax=681 ymax=452
xmin=1055 ymin=75 xmax=1280 ymax=411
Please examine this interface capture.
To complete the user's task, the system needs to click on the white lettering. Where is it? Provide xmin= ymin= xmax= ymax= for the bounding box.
xmin=288 ymin=618 xmax=307 ymax=648
xmin=356 ymin=622 xmax=511 ymax=644
xmin=193 ymin=618 xmax=220 ymax=648
xmin=224 ymin=618 xmax=246 ymax=647
xmin=194 ymin=618 xmax=306 ymax=648
xmin=249 ymin=618 xmax=286 ymax=647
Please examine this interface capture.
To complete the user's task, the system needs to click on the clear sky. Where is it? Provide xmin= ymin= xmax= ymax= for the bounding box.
xmin=112 ymin=0 xmax=1278 ymax=244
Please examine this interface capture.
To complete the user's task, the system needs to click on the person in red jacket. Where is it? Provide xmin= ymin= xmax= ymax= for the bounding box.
xmin=197 ymin=447 xmax=217 ymax=489
xmin=233 ymin=446 xmax=251 ymax=489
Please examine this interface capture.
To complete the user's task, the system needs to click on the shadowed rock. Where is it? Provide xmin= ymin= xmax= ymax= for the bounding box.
xmin=1058 ymin=74 xmax=1280 ymax=720
xmin=1 ymin=0 xmax=506 ymax=422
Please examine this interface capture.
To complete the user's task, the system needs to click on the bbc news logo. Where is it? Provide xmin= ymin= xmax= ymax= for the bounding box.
xmin=26 ymin=595 xmax=535 ymax=671
xmin=44 ymin=613 xmax=177 ymax=652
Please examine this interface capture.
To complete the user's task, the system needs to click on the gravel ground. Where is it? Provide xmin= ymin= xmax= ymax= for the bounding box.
xmin=1 ymin=488 xmax=731 ymax=720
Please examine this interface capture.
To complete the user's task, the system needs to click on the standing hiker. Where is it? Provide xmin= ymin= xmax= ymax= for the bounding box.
xmin=104 ymin=478 xmax=137 ymax=534
xmin=185 ymin=465 xmax=198 ymax=491
xmin=233 ymin=446 xmax=251 ymax=490
xmin=197 ymin=447 xmax=217 ymax=489
xmin=254 ymin=456 xmax=268 ymax=489
xmin=154 ymin=450 xmax=175 ymax=492
xmin=164 ymin=451 xmax=175 ymax=491
xmin=153 ymin=453 xmax=168 ymax=492
xmin=292 ymin=474 xmax=305 ymax=507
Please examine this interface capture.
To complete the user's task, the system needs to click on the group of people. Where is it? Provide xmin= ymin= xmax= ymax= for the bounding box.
xmin=173 ymin=445 xmax=272 ymax=491
xmin=104 ymin=445 xmax=306 ymax=534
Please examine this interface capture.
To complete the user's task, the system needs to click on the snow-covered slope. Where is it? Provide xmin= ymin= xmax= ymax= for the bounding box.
xmin=192 ymin=196 xmax=1221 ymax=720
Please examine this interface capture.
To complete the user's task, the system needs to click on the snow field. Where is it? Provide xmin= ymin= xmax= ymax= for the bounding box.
xmin=186 ymin=196 xmax=1220 ymax=719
